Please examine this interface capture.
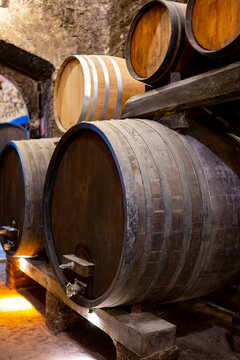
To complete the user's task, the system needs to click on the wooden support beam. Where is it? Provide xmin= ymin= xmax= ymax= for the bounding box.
xmin=6 ymin=256 xmax=177 ymax=359
xmin=121 ymin=62 xmax=240 ymax=121
xmin=0 ymin=40 xmax=55 ymax=81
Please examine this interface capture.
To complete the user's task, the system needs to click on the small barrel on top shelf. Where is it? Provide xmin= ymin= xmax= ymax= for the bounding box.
xmin=125 ymin=0 xmax=205 ymax=86
xmin=185 ymin=0 xmax=240 ymax=61
xmin=54 ymin=55 xmax=145 ymax=132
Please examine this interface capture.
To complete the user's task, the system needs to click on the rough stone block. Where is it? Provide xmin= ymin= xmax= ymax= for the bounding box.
xmin=6 ymin=260 xmax=36 ymax=290
xmin=45 ymin=290 xmax=87 ymax=334
xmin=115 ymin=312 xmax=176 ymax=358
xmin=115 ymin=342 xmax=178 ymax=360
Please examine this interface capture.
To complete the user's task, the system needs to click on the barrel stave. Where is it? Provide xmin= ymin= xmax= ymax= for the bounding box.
xmin=44 ymin=119 xmax=240 ymax=308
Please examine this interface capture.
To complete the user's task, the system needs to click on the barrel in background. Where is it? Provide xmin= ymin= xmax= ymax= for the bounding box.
xmin=0 ymin=123 xmax=28 ymax=153
xmin=54 ymin=55 xmax=145 ymax=132
xmin=125 ymin=0 xmax=203 ymax=86
xmin=185 ymin=0 xmax=240 ymax=61
xmin=43 ymin=119 xmax=240 ymax=308
xmin=0 ymin=138 xmax=59 ymax=257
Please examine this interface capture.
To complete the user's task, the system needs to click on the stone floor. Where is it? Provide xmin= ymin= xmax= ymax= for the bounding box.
xmin=0 ymin=257 xmax=115 ymax=360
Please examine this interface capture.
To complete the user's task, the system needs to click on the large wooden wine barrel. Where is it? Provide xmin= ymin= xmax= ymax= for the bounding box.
xmin=125 ymin=0 xmax=202 ymax=86
xmin=185 ymin=0 xmax=240 ymax=61
xmin=0 ymin=123 xmax=28 ymax=153
xmin=0 ymin=138 xmax=59 ymax=257
xmin=43 ymin=119 xmax=240 ymax=308
xmin=54 ymin=55 xmax=145 ymax=132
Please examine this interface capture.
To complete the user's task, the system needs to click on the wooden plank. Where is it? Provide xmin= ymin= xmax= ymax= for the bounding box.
xmin=0 ymin=40 xmax=54 ymax=81
xmin=228 ymin=133 xmax=240 ymax=146
xmin=61 ymin=254 xmax=95 ymax=277
xmin=121 ymin=62 xmax=240 ymax=120
xmin=6 ymin=256 xmax=176 ymax=358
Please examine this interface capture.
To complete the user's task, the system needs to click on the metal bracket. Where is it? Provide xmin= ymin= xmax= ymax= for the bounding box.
xmin=0 ymin=225 xmax=19 ymax=238
xmin=0 ymin=225 xmax=19 ymax=251
xmin=59 ymin=254 xmax=95 ymax=277
xmin=2 ymin=240 xmax=14 ymax=251
xmin=66 ymin=278 xmax=88 ymax=298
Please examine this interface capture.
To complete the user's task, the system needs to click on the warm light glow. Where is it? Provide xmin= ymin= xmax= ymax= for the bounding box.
xmin=46 ymin=355 xmax=97 ymax=360
xmin=0 ymin=8 xmax=8 ymax=23
xmin=87 ymin=311 xmax=100 ymax=327
xmin=19 ymin=257 xmax=27 ymax=272
xmin=0 ymin=296 xmax=33 ymax=311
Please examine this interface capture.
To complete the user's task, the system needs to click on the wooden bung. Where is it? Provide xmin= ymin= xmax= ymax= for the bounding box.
xmin=185 ymin=0 xmax=240 ymax=61
xmin=0 ymin=138 xmax=59 ymax=257
xmin=43 ymin=119 xmax=240 ymax=308
xmin=125 ymin=0 xmax=203 ymax=86
xmin=54 ymin=55 xmax=145 ymax=132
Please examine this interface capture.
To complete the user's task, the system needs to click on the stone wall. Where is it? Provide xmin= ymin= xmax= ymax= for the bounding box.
xmin=0 ymin=65 xmax=39 ymax=126
xmin=0 ymin=0 xmax=188 ymax=67
xmin=0 ymin=74 xmax=28 ymax=123
xmin=0 ymin=0 xmax=188 ymax=137
xmin=0 ymin=0 xmax=110 ymax=71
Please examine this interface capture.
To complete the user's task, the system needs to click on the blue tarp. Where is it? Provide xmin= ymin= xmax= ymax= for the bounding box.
xmin=10 ymin=115 xmax=29 ymax=126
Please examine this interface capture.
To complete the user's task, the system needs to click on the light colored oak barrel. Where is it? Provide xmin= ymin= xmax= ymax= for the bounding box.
xmin=0 ymin=138 xmax=59 ymax=257
xmin=54 ymin=55 xmax=145 ymax=132
xmin=43 ymin=119 xmax=240 ymax=308
xmin=125 ymin=0 xmax=202 ymax=86
xmin=186 ymin=0 xmax=240 ymax=60
xmin=0 ymin=123 xmax=28 ymax=153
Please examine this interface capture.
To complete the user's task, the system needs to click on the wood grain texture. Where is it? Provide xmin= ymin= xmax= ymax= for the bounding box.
xmin=44 ymin=119 xmax=240 ymax=308
xmin=192 ymin=0 xmax=240 ymax=51
xmin=56 ymin=58 xmax=84 ymax=131
xmin=0 ymin=138 xmax=59 ymax=257
xmin=54 ymin=55 xmax=145 ymax=132
xmin=0 ymin=123 xmax=27 ymax=153
xmin=130 ymin=5 xmax=171 ymax=78
xmin=121 ymin=62 xmax=240 ymax=120
xmin=126 ymin=0 xmax=204 ymax=86
xmin=186 ymin=0 xmax=240 ymax=60
xmin=50 ymin=131 xmax=124 ymax=299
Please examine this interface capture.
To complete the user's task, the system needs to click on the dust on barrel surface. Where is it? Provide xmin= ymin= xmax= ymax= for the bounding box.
xmin=0 ymin=138 xmax=59 ymax=257
xmin=44 ymin=119 xmax=240 ymax=308
xmin=186 ymin=0 xmax=240 ymax=59
xmin=54 ymin=55 xmax=145 ymax=132
xmin=0 ymin=123 xmax=27 ymax=153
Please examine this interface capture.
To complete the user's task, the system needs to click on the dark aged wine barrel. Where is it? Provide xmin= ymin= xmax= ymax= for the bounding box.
xmin=0 ymin=123 xmax=28 ymax=153
xmin=54 ymin=55 xmax=145 ymax=132
xmin=125 ymin=0 xmax=202 ymax=86
xmin=43 ymin=119 xmax=240 ymax=308
xmin=0 ymin=138 xmax=59 ymax=257
xmin=185 ymin=0 xmax=240 ymax=61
